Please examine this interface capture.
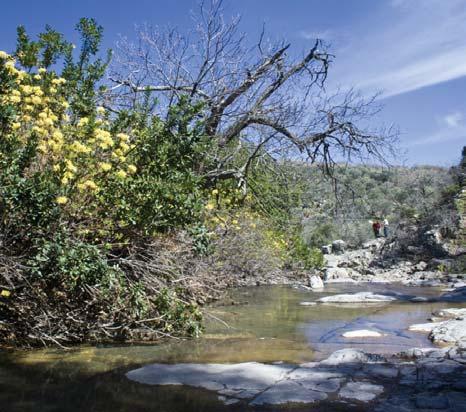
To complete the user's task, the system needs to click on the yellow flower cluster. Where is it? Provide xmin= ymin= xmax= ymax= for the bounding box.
xmin=0 ymin=51 xmax=138 ymax=207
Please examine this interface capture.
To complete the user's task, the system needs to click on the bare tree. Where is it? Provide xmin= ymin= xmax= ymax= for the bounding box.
xmin=109 ymin=0 xmax=397 ymax=189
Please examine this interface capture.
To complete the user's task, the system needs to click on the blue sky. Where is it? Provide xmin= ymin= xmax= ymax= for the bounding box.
xmin=1 ymin=0 xmax=465 ymax=166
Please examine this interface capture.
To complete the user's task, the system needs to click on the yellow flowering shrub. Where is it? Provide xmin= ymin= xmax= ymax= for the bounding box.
xmin=0 ymin=51 xmax=133 ymax=213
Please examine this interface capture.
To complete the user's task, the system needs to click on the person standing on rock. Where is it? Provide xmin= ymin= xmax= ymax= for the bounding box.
xmin=372 ymin=220 xmax=381 ymax=238
xmin=383 ymin=218 xmax=389 ymax=237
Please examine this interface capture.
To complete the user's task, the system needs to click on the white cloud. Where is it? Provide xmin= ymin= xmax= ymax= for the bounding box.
xmin=443 ymin=111 xmax=464 ymax=128
xmin=328 ymin=0 xmax=466 ymax=99
xmin=407 ymin=110 xmax=466 ymax=146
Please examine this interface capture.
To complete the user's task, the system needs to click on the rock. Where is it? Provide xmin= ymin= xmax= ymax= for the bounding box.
xmin=321 ymin=245 xmax=332 ymax=254
xmin=324 ymin=255 xmax=339 ymax=268
xmin=217 ymin=396 xmax=240 ymax=405
xmin=363 ymin=268 xmax=376 ymax=276
xmin=331 ymin=239 xmax=347 ymax=254
xmin=362 ymin=238 xmax=385 ymax=251
xmin=288 ymin=368 xmax=343 ymax=392
xmin=423 ymin=228 xmax=449 ymax=257
xmin=320 ymin=348 xmax=370 ymax=365
xmin=342 ymin=330 xmax=384 ymax=338
xmin=407 ymin=245 xmax=424 ymax=254
xmin=250 ymin=380 xmax=327 ymax=405
xmin=124 ymin=344 xmax=466 ymax=409
xmin=441 ymin=286 xmax=466 ymax=302
xmin=408 ymin=322 xmax=444 ymax=333
xmin=308 ymin=275 xmax=324 ymax=289
xmin=363 ymin=364 xmax=398 ymax=379
xmin=323 ymin=267 xmax=357 ymax=282
xmin=414 ymin=261 xmax=428 ymax=271
xmin=339 ymin=381 xmax=384 ymax=402
xmin=318 ymin=292 xmax=397 ymax=303
xmin=433 ymin=308 xmax=466 ymax=319
xmin=126 ymin=362 xmax=289 ymax=394
xmin=410 ymin=296 xmax=429 ymax=302
xmin=398 ymin=347 xmax=447 ymax=359
xmin=430 ymin=319 xmax=466 ymax=344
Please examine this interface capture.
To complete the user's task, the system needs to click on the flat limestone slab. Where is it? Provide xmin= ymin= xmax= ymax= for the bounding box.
xmin=126 ymin=359 xmax=346 ymax=406
xmin=339 ymin=381 xmax=384 ymax=402
xmin=319 ymin=292 xmax=397 ymax=303
xmin=126 ymin=362 xmax=290 ymax=392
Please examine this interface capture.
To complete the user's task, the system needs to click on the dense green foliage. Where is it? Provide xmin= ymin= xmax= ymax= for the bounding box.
xmin=296 ymin=164 xmax=454 ymax=247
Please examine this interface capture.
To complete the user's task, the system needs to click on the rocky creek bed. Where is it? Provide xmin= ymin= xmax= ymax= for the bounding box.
xmin=124 ymin=285 xmax=466 ymax=411
xmin=2 ymin=283 xmax=466 ymax=411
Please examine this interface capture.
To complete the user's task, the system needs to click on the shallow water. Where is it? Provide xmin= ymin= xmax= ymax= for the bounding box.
xmin=1 ymin=283 xmax=465 ymax=411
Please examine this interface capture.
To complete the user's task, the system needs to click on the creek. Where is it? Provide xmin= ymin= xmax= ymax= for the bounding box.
xmin=1 ymin=283 xmax=465 ymax=411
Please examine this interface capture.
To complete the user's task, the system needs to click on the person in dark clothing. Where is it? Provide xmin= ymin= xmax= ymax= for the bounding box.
xmin=372 ymin=220 xmax=381 ymax=238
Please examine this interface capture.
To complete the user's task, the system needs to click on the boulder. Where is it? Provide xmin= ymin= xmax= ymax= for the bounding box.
xmin=433 ymin=308 xmax=466 ymax=319
xmin=423 ymin=228 xmax=446 ymax=257
xmin=320 ymin=348 xmax=371 ymax=365
xmin=308 ymin=275 xmax=324 ymax=289
xmin=324 ymin=267 xmax=357 ymax=282
xmin=414 ymin=261 xmax=428 ymax=271
xmin=430 ymin=319 xmax=466 ymax=344
xmin=321 ymin=245 xmax=332 ymax=255
xmin=331 ymin=240 xmax=347 ymax=254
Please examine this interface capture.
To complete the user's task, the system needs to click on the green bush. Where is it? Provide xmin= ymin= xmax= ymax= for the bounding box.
xmin=290 ymin=235 xmax=324 ymax=270
xmin=28 ymin=234 xmax=123 ymax=291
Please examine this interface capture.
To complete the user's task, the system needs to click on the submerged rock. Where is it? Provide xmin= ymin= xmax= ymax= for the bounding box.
xmin=408 ymin=322 xmax=443 ymax=333
xmin=318 ymin=291 xmax=397 ymax=303
xmin=299 ymin=301 xmax=317 ymax=306
xmin=342 ymin=329 xmax=384 ymax=338
xmin=441 ymin=286 xmax=466 ymax=302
